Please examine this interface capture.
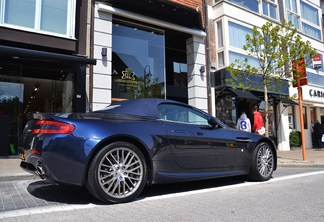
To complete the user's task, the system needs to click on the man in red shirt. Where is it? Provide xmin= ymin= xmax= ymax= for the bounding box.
xmin=252 ymin=105 xmax=264 ymax=135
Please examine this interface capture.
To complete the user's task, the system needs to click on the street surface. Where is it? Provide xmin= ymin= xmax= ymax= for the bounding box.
xmin=1 ymin=168 xmax=324 ymax=222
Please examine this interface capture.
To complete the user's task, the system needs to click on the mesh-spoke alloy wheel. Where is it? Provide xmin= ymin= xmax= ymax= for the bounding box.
xmin=248 ymin=142 xmax=274 ymax=181
xmin=256 ymin=144 xmax=274 ymax=178
xmin=87 ymin=142 xmax=147 ymax=203
xmin=98 ymin=147 xmax=144 ymax=199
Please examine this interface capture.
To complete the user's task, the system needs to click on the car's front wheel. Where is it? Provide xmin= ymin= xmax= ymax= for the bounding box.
xmin=87 ymin=142 xmax=147 ymax=203
xmin=248 ymin=142 xmax=274 ymax=181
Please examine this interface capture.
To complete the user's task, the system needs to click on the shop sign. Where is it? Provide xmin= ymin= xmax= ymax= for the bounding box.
xmin=302 ymin=85 xmax=324 ymax=103
xmin=309 ymin=89 xmax=324 ymax=98
xmin=312 ymin=53 xmax=322 ymax=69
xmin=292 ymin=58 xmax=307 ymax=88
xmin=114 ymin=68 xmax=140 ymax=87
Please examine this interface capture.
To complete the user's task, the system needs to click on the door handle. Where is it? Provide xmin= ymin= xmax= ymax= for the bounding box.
xmin=196 ymin=132 xmax=203 ymax=136
xmin=236 ymin=137 xmax=252 ymax=143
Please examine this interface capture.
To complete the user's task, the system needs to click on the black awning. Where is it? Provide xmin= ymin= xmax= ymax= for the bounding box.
xmin=272 ymin=94 xmax=298 ymax=105
xmin=232 ymin=89 xmax=261 ymax=100
xmin=281 ymin=98 xmax=298 ymax=105
xmin=212 ymin=68 xmax=289 ymax=96
xmin=0 ymin=45 xmax=96 ymax=65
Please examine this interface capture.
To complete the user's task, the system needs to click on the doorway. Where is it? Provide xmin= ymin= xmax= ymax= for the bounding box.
xmin=0 ymin=61 xmax=75 ymax=156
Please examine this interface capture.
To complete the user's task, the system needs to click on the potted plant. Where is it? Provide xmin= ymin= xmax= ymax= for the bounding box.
xmin=289 ymin=130 xmax=301 ymax=150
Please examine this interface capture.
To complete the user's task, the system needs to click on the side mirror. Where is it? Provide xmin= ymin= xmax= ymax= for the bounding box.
xmin=208 ymin=117 xmax=218 ymax=128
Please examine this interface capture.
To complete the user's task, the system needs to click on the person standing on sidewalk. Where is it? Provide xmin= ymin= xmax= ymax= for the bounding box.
xmin=252 ymin=105 xmax=265 ymax=135
xmin=313 ymin=120 xmax=323 ymax=149
xmin=236 ymin=112 xmax=251 ymax=132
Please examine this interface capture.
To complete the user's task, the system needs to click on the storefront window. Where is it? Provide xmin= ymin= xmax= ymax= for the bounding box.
xmin=0 ymin=82 xmax=23 ymax=155
xmin=259 ymin=101 xmax=275 ymax=136
xmin=173 ymin=62 xmax=187 ymax=88
xmin=215 ymin=93 xmax=236 ymax=127
xmin=321 ymin=108 xmax=324 ymax=123
xmin=310 ymin=107 xmax=315 ymax=125
xmin=112 ymin=22 xmax=165 ymax=100
xmin=303 ymin=106 xmax=308 ymax=129
xmin=288 ymin=105 xmax=295 ymax=129
xmin=0 ymin=67 xmax=74 ymax=156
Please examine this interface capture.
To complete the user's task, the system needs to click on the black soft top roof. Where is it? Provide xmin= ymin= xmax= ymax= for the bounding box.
xmin=93 ymin=98 xmax=185 ymax=118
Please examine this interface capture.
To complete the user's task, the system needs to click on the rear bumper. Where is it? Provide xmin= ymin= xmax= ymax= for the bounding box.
xmin=18 ymin=135 xmax=96 ymax=186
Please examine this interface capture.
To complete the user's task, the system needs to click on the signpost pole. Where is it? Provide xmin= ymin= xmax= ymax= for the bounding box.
xmin=297 ymin=79 xmax=307 ymax=161
xmin=292 ymin=58 xmax=307 ymax=161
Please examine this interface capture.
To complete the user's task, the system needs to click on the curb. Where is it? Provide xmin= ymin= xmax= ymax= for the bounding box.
xmin=0 ymin=174 xmax=37 ymax=182
xmin=277 ymin=163 xmax=324 ymax=168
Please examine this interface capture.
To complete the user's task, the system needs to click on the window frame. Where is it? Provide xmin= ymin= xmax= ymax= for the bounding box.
xmin=284 ymin=0 xmax=321 ymax=40
xmin=285 ymin=0 xmax=300 ymax=29
xmin=216 ymin=19 xmax=225 ymax=69
xmin=0 ymin=0 xmax=76 ymax=39
xmin=300 ymin=0 xmax=321 ymax=40
xmin=227 ymin=0 xmax=260 ymax=13
xmin=262 ymin=0 xmax=278 ymax=20
xmin=288 ymin=105 xmax=295 ymax=129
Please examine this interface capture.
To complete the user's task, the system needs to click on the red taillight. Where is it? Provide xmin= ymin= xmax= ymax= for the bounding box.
xmin=32 ymin=150 xmax=41 ymax=155
xmin=32 ymin=120 xmax=75 ymax=134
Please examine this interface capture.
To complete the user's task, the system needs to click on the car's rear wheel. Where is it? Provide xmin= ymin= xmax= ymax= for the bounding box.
xmin=248 ymin=142 xmax=274 ymax=181
xmin=86 ymin=142 xmax=147 ymax=203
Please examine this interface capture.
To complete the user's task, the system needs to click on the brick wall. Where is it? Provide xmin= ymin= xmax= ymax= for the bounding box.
xmin=169 ymin=0 xmax=205 ymax=28
xmin=169 ymin=0 xmax=203 ymax=10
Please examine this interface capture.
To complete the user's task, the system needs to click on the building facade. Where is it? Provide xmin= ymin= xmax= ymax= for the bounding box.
xmin=0 ymin=0 xmax=95 ymax=156
xmin=0 ymin=0 xmax=207 ymax=156
xmin=209 ymin=0 xmax=324 ymax=150
xmin=1 ymin=0 xmax=323 ymax=156
xmin=90 ymin=0 xmax=207 ymax=112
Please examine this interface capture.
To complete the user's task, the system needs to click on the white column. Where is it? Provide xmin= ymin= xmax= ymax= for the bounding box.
xmin=92 ymin=5 xmax=113 ymax=111
xmin=186 ymin=36 xmax=208 ymax=112
xmin=277 ymin=103 xmax=290 ymax=151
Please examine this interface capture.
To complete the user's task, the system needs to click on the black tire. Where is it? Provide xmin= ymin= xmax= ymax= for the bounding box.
xmin=86 ymin=142 xmax=147 ymax=203
xmin=248 ymin=142 xmax=274 ymax=181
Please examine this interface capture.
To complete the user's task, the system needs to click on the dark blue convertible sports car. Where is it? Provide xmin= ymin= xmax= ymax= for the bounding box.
xmin=19 ymin=98 xmax=276 ymax=203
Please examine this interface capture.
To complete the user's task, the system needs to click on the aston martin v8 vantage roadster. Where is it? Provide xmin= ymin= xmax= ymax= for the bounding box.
xmin=19 ymin=98 xmax=276 ymax=203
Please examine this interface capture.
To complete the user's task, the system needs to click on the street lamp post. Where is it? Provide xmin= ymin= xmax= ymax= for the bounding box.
xmin=203 ymin=0 xmax=212 ymax=115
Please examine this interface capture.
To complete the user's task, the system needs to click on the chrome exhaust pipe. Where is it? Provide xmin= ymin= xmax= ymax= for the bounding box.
xmin=36 ymin=165 xmax=45 ymax=179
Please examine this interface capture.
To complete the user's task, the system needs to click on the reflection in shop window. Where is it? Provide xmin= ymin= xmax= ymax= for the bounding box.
xmin=173 ymin=62 xmax=187 ymax=88
xmin=112 ymin=22 xmax=165 ymax=100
